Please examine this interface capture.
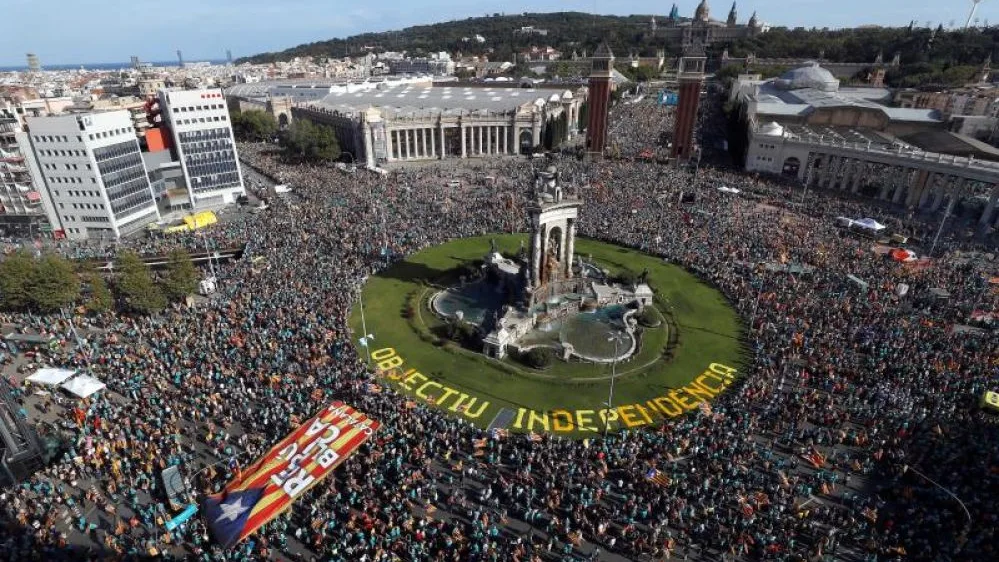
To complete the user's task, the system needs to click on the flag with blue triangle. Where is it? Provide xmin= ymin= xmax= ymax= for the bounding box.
xmin=203 ymin=486 xmax=266 ymax=548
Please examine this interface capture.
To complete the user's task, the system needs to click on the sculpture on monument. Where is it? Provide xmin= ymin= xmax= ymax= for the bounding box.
xmin=545 ymin=246 xmax=560 ymax=285
xmin=430 ymin=165 xmax=656 ymax=362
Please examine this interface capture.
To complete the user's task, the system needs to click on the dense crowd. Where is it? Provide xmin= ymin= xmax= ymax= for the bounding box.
xmin=0 ymin=106 xmax=996 ymax=562
xmin=607 ymin=96 xmax=676 ymax=160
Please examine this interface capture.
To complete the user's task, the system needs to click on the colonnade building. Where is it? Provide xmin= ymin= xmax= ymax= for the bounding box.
xmin=733 ymin=64 xmax=999 ymax=228
xmin=289 ymin=84 xmax=585 ymax=168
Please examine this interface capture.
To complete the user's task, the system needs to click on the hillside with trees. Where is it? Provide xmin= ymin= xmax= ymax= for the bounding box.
xmin=239 ymin=12 xmax=999 ymax=88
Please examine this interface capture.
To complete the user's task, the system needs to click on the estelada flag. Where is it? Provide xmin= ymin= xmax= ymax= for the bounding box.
xmin=644 ymin=468 xmax=671 ymax=487
xmin=202 ymin=402 xmax=378 ymax=548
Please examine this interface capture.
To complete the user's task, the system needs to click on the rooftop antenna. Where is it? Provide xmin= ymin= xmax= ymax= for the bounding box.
xmin=966 ymin=0 xmax=986 ymax=29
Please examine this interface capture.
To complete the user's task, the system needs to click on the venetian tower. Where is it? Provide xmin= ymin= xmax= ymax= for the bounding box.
xmin=586 ymin=42 xmax=614 ymax=160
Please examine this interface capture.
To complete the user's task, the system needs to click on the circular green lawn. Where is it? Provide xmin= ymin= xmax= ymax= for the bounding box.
xmin=350 ymin=234 xmax=746 ymax=436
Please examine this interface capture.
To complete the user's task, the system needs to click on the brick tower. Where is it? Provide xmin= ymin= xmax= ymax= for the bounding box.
xmin=586 ymin=42 xmax=614 ymax=159
xmin=671 ymin=47 xmax=706 ymax=161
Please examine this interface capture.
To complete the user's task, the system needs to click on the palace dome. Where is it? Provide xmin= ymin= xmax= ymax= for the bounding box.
xmin=776 ymin=63 xmax=840 ymax=92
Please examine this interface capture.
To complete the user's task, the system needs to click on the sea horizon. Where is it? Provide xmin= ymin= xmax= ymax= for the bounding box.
xmin=0 ymin=59 xmax=229 ymax=72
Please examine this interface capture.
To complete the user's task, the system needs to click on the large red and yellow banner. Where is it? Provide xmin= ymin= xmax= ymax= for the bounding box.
xmin=203 ymin=402 xmax=379 ymax=547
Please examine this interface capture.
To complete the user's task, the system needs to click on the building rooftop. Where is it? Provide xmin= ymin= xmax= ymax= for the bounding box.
xmin=312 ymin=84 xmax=574 ymax=117
xmin=224 ymin=76 xmax=435 ymax=100
xmin=901 ymin=130 xmax=999 ymax=162
xmin=780 ymin=124 xmax=902 ymax=149
xmin=754 ymin=82 xmax=943 ymax=124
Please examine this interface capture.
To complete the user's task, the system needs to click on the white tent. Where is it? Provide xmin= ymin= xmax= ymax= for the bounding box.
xmin=61 ymin=375 xmax=106 ymax=398
xmin=26 ymin=368 xmax=76 ymax=386
xmin=855 ymin=218 xmax=886 ymax=232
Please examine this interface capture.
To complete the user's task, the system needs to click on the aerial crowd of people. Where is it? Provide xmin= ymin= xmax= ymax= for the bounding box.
xmin=0 ymin=99 xmax=996 ymax=562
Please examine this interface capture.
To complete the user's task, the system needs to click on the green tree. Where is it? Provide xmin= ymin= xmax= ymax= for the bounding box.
xmin=231 ymin=109 xmax=279 ymax=142
xmin=522 ymin=347 xmax=555 ymax=369
xmin=637 ymin=307 xmax=661 ymax=327
xmin=280 ymin=120 xmax=341 ymax=162
xmin=115 ymin=251 xmax=166 ymax=314
xmin=29 ymin=254 xmax=80 ymax=313
xmin=82 ymin=271 xmax=113 ymax=314
xmin=0 ymin=250 xmax=37 ymax=311
xmin=161 ymin=248 xmax=199 ymax=301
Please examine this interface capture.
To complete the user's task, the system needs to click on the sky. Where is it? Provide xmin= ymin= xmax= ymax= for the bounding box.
xmin=3 ymin=0 xmax=998 ymax=66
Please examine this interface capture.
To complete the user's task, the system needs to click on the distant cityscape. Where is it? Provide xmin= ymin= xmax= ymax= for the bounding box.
xmin=3 ymin=4 xmax=999 ymax=241
xmin=0 ymin=61 xmax=228 ymax=72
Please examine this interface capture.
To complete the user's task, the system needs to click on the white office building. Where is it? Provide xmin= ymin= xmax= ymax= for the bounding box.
xmin=26 ymin=110 xmax=160 ymax=240
xmin=158 ymin=89 xmax=245 ymax=207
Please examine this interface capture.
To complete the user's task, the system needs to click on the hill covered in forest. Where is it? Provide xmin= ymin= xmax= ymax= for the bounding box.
xmin=239 ymin=12 xmax=999 ymax=88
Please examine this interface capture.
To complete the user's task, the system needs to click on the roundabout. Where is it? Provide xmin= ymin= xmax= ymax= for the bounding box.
xmin=350 ymin=233 xmax=747 ymax=436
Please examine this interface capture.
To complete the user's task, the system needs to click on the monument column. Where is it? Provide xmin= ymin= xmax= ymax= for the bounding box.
xmin=892 ymin=168 xmax=910 ymax=204
xmin=363 ymin=123 xmax=375 ymax=168
xmin=850 ymin=162 xmax=863 ymax=193
xmin=565 ymin=219 xmax=575 ymax=278
xmin=980 ymin=184 xmax=999 ymax=226
xmin=837 ymin=159 xmax=852 ymax=191
xmin=532 ymin=225 xmax=543 ymax=287
xmin=930 ymin=176 xmax=949 ymax=211
xmin=460 ymin=125 xmax=467 ymax=158
xmin=906 ymin=170 xmax=927 ymax=207
xmin=919 ymin=173 xmax=937 ymax=208
xmin=438 ymin=123 xmax=445 ymax=158
xmin=826 ymin=156 xmax=840 ymax=188
xmin=878 ymin=171 xmax=892 ymax=200
xmin=478 ymin=126 xmax=483 ymax=155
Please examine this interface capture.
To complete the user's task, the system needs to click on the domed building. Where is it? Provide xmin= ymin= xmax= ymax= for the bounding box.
xmin=775 ymin=63 xmax=840 ymax=92
xmin=726 ymin=63 xmax=999 ymax=231
xmin=660 ymin=2 xmax=766 ymax=50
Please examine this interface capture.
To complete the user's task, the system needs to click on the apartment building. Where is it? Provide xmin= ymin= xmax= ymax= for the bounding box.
xmin=26 ymin=110 xmax=159 ymax=239
xmin=157 ymin=88 xmax=245 ymax=208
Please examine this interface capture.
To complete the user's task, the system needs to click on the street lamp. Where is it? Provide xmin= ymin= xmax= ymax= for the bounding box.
xmin=903 ymin=464 xmax=972 ymax=551
xmin=929 ymin=191 xmax=960 ymax=258
xmin=604 ymin=330 xmax=628 ymax=437
xmin=357 ymin=287 xmax=373 ymax=366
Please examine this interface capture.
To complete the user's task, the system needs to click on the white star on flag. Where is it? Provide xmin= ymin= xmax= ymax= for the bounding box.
xmin=216 ymin=497 xmax=250 ymax=523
